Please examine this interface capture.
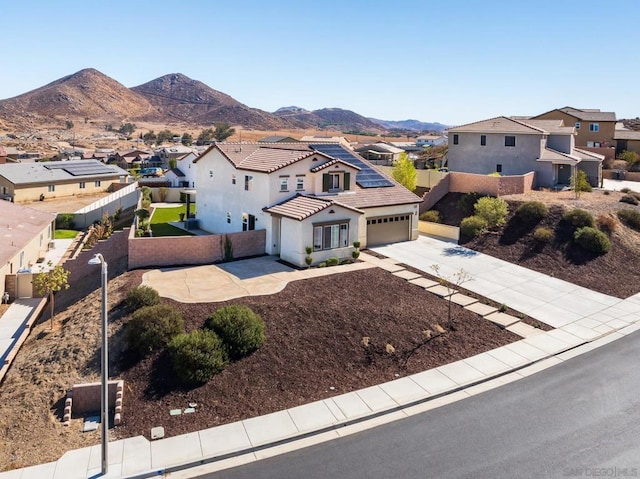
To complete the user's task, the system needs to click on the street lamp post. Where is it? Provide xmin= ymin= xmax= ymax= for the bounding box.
xmin=88 ymin=253 xmax=108 ymax=475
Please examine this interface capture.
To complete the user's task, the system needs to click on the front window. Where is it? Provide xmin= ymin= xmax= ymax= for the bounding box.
xmin=590 ymin=123 xmax=599 ymax=132
xmin=480 ymin=135 xmax=486 ymax=146
xmin=244 ymin=175 xmax=253 ymax=191
xmin=313 ymin=222 xmax=349 ymax=251
xmin=280 ymin=177 xmax=288 ymax=192
xmin=48 ymin=185 xmax=55 ymax=192
xmin=79 ymin=182 xmax=85 ymax=189
xmin=453 ymin=134 xmax=459 ymax=145
xmin=330 ymin=173 xmax=340 ymax=190
xmin=505 ymin=136 xmax=516 ymax=147
xmin=575 ymin=122 xmax=581 ymax=129
xmin=95 ymin=180 xmax=101 ymax=187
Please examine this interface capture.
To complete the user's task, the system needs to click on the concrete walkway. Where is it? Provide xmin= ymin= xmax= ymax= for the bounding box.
xmin=2 ymin=239 xmax=640 ymax=479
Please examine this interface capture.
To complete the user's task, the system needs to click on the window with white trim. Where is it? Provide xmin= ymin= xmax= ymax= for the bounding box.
xmin=313 ymin=222 xmax=349 ymax=251
xmin=79 ymin=182 xmax=86 ymax=189
xmin=95 ymin=180 xmax=101 ymax=187
xmin=244 ymin=175 xmax=253 ymax=191
xmin=575 ymin=122 xmax=581 ymax=129
xmin=48 ymin=185 xmax=55 ymax=192
xmin=226 ymin=212 xmax=231 ymax=224
xmin=280 ymin=177 xmax=288 ymax=192
xmin=589 ymin=123 xmax=599 ymax=132
xmin=296 ymin=177 xmax=304 ymax=191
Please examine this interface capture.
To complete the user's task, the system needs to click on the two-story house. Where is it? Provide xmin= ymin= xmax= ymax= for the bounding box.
xmin=164 ymin=152 xmax=198 ymax=188
xmin=193 ymin=143 xmax=421 ymax=267
xmin=532 ymin=107 xmax=616 ymax=148
xmin=447 ymin=116 xmax=604 ymax=188
xmin=416 ymin=135 xmax=448 ymax=147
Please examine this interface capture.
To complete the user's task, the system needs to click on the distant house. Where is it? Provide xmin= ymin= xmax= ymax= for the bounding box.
xmin=416 ymin=135 xmax=447 ymax=147
xmin=299 ymin=136 xmax=351 ymax=149
xmin=0 ymin=160 xmax=130 ymax=202
xmin=614 ymin=129 xmax=640 ymax=156
xmin=0 ymin=146 xmax=7 ymax=164
xmin=257 ymin=136 xmax=299 ymax=143
xmin=164 ymin=168 xmax=186 ymax=187
xmin=447 ymin=116 xmax=603 ymax=187
xmin=110 ymin=149 xmax=152 ymax=167
xmin=156 ymin=145 xmax=195 ymax=168
xmin=1 ymin=202 xmax=56 ymax=301
xmin=354 ymin=142 xmax=405 ymax=165
xmin=193 ymin=142 xmax=421 ymax=267
xmin=532 ymin=107 xmax=616 ymax=148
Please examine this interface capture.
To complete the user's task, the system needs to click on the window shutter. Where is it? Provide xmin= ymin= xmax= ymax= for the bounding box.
xmin=322 ymin=174 xmax=330 ymax=192
xmin=344 ymin=172 xmax=350 ymax=190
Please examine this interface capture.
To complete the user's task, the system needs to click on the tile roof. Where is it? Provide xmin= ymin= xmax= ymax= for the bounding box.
xmin=0 ymin=202 xmax=56 ymax=267
xmin=520 ymin=119 xmax=575 ymax=134
xmin=448 ymin=116 xmax=548 ymax=134
xmin=614 ymin=130 xmax=640 ymax=140
xmin=264 ymin=194 xmax=363 ymax=221
xmin=0 ymin=146 xmax=6 ymax=157
xmin=573 ymin=148 xmax=605 ymax=161
xmin=0 ymin=160 xmax=128 ymax=185
xmin=538 ymin=148 xmax=581 ymax=164
xmin=310 ymin=158 xmax=360 ymax=173
xmin=167 ymin=168 xmax=185 ymax=177
xmin=534 ymin=107 xmax=616 ymax=122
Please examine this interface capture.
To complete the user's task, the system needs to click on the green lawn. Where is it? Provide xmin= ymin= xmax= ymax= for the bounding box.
xmin=55 ymin=229 xmax=79 ymax=239
xmin=149 ymin=205 xmax=195 ymax=237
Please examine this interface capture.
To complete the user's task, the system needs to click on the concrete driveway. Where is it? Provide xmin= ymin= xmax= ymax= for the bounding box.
xmin=371 ymin=236 xmax=640 ymax=329
xmin=142 ymin=255 xmax=374 ymax=303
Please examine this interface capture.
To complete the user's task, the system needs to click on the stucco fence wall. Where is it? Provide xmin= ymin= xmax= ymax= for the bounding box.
xmin=421 ymin=171 xmax=534 ymax=214
xmin=418 ymin=221 xmax=460 ymax=242
xmin=602 ymin=170 xmax=640 ymax=182
xmin=72 ymin=182 xmax=140 ymax=228
xmin=128 ymin=228 xmax=266 ymax=269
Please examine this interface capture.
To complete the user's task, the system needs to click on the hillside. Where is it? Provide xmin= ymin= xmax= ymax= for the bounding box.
xmin=368 ymin=117 xmax=448 ymax=132
xmin=131 ymin=73 xmax=289 ymax=129
xmin=0 ymin=68 xmax=155 ymax=123
xmin=273 ymin=106 xmax=385 ymax=132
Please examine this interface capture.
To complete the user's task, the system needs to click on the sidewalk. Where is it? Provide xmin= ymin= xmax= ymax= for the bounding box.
xmin=2 ymin=240 xmax=640 ymax=479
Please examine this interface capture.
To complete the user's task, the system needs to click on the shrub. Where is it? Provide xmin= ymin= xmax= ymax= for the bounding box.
xmin=141 ymin=198 xmax=151 ymax=210
xmin=56 ymin=213 xmax=75 ymax=230
xmin=474 ymin=196 xmax=508 ymax=228
xmin=126 ymin=304 xmax=184 ymax=355
xmin=353 ymin=241 xmax=361 ymax=249
xmin=620 ymin=187 xmax=631 ymax=193
xmin=457 ymin=192 xmax=482 ymax=215
xmin=125 ymin=285 xmax=160 ymax=311
xmin=533 ymin=227 xmax=553 ymax=243
xmin=574 ymin=227 xmax=610 ymax=254
xmin=515 ymin=201 xmax=548 ymax=223
xmin=326 ymin=257 xmax=339 ymax=267
xmin=596 ymin=215 xmax=617 ymax=234
xmin=563 ymin=208 xmax=594 ymax=228
xmin=619 ymin=194 xmax=639 ymax=205
xmin=141 ymin=186 xmax=152 ymax=200
xmin=169 ymin=330 xmax=228 ymax=385
xmin=206 ymin=305 xmax=265 ymax=359
xmin=318 ymin=262 xmax=327 ymax=268
xmin=352 ymin=250 xmax=360 ymax=259
xmin=460 ymin=215 xmax=488 ymax=239
xmin=617 ymin=209 xmax=640 ymax=231
xmin=419 ymin=210 xmax=441 ymax=223
xmin=603 ymin=190 xmax=610 ymax=196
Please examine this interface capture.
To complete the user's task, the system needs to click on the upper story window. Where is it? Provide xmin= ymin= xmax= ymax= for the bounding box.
xmin=590 ymin=123 xmax=599 ymax=132
xmin=575 ymin=122 xmax=581 ymax=129
xmin=232 ymin=174 xmax=236 ymax=185
xmin=480 ymin=135 xmax=486 ymax=146
xmin=226 ymin=212 xmax=231 ymax=224
xmin=209 ymin=170 xmax=214 ymax=178
xmin=280 ymin=177 xmax=288 ymax=192
xmin=452 ymin=134 xmax=459 ymax=145
xmin=296 ymin=177 xmax=304 ymax=191
xmin=505 ymin=136 xmax=516 ymax=147
xmin=244 ymin=175 xmax=253 ymax=191
xmin=322 ymin=171 xmax=350 ymax=193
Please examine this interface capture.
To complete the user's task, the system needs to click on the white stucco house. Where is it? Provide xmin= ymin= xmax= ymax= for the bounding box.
xmin=416 ymin=135 xmax=448 ymax=147
xmin=193 ymin=142 xmax=421 ymax=267
xmin=446 ymin=116 xmax=604 ymax=188
xmin=164 ymin=152 xmax=198 ymax=188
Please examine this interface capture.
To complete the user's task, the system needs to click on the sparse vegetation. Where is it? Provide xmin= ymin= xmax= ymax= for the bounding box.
xmin=127 ymin=304 xmax=184 ymax=355
xmin=457 ymin=192 xmax=481 ymax=215
xmin=125 ymin=285 xmax=160 ymax=311
xmin=596 ymin=215 xmax=617 ymax=234
xmin=474 ymin=196 xmax=508 ymax=228
xmin=617 ymin=209 xmax=640 ymax=231
xmin=168 ymin=330 xmax=228 ymax=385
xmin=619 ymin=194 xmax=638 ymax=205
xmin=570 ymin=169 xmax=592 ymax=198
xmin=419 ymin=210 xmax=441 ymax=223
xmin=574 ymin=227 xmax=610 ymax=254
xmin=460 ymin=215 xmax=488 ymax=239
xmin=205 ymin=305 xmax=265 ymax=360
xmin=563 ymin=208 xmax=594 ymax=229
xmin=532 ymin=227 xmax=553 ymax=243
xmin=391 ymin=153 xmax=417 ymax=192
xmin=515 ymin=201 xmax=548 ymax=223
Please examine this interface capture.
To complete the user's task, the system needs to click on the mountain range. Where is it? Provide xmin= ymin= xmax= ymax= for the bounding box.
xmin=0 ymin=68 xmax=446 ymax=133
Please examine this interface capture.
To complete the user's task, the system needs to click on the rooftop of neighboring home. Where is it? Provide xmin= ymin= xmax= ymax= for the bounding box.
xmin=166 ymin=168 xmax=185 ymax=177
xmin=0 ymin=146 xmax=6 ymax=157
xmin=614 ymin=130 xmax=640 ymax=140
xmin=417 ymin=134 xmax=446 ymax=140
xmin=355 ymin=142 xmax=405 ymax=155
xmin=0 ymin=201 xmax=56 ymax=266
xmin=257 ymin=136 xmax=299 ymax=143
xmin=156 ymin=145 xmax=195 ymax=155
xmin=196 ymin=142 xmax=422 ymax=209
xmin=0 ymin=160 xmax=129 ymax=185
xmin=537 ymin=106 xmax=617 ymax=122
xmin=450 ymin=116 xmax=579 ymax=136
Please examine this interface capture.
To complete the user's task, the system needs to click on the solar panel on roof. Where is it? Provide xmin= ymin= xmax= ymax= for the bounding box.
xmin=310 ymin=144 xmax=393 ymax=188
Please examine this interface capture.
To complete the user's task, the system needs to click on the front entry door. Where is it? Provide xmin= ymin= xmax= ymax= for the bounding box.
xmin=557 ymin=164 xmax=571 ymax=184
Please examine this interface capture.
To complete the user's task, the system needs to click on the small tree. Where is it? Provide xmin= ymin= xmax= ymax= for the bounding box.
xmin=142 ymin=130 xmax=157 ymax=144
xmin=33 ymin=264 xmax=71 ymax=329
xmin=65 ymin=120 xmax=74 ymax=130
xmin=430 ymin=265 xmax=471 ymax=330
xmin=196 ymin=128 xmax=215 ymax=145
xmin=181 ymin=132 xmax=193 ymax=146
xmin=213 ymin=122 xmax=236 ymax=142
xmin=619 ymin=150 xmax=640 ymax=167
xmin=391 ymin=153 xmax=417 ymax=192
xmin=571 ymin=169 xmax=592 ymax=198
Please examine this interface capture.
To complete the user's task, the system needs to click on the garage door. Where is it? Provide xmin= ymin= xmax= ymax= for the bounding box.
xmin=366 ymin=214 xmax=411 ymax=246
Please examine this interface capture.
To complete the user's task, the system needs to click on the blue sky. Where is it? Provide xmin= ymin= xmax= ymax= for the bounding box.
xmin=1 ymin=0 xmax=639 ymax=126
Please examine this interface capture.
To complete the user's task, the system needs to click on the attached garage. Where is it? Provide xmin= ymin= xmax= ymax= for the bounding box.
xmin=366 ymin=214 xmax=411 ymax=246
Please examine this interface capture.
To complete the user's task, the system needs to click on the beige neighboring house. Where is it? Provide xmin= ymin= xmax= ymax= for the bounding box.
xmin=614 ymin=129 xmax=640 ymax=156
xmin=447 ymin=116 xmax=604 ymax=187
xmin=1 ymin=202 xmax=56 ymax=301
xmin=532 ymin=107 xmax=616 ymax=147
xmin=354 ymin=142 xmax=405 ymax=165
xmin=193 ymin=142 xmax=421 ymax=267
xmin=0 ymin=160 xmax=129 ymax=203
xmin=299 ymin=136 xmax=351 ymax=149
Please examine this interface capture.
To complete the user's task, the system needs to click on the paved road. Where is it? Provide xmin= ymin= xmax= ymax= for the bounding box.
xmin=201 ymin=331 xmax=640 ymax=479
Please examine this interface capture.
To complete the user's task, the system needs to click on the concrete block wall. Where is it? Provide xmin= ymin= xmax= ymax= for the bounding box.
xmin=128 ymin=229 xmax=266 ymax=269
xmin=420 ymin=174 xmax=450 ymax=213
